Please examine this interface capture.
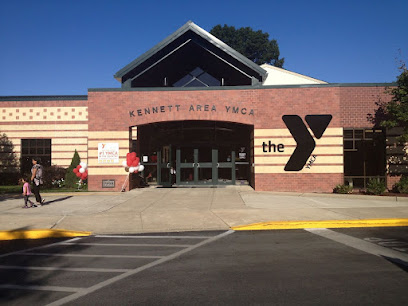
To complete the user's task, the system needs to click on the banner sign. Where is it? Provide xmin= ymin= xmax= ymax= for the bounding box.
xmin=98 ymin=143 xmax=119 ymax=164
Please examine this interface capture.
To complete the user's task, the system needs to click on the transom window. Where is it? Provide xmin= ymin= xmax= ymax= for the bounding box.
xmin=173 ymin=67 xmax=220 ymax=87
xmin=344 ymin=129 xmax=379 ymax=151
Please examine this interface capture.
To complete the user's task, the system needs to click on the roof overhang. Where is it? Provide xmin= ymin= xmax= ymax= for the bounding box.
xmin=114 ymin=21 xmax=267 ymax=87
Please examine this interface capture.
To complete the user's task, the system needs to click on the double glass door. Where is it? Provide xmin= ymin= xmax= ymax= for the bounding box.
xmin=177 ymin=147 xmax=235 ymax=185
xmin=157 ymin=146 xmax=236 ymax=186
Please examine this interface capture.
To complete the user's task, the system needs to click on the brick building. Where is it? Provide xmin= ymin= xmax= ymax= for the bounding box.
xmin=0 ymin=22 xmax=394 ymax=192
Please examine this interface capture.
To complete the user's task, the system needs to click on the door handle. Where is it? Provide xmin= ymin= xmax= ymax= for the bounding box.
xmin=167 ymin=163 xmax=170 ymax=168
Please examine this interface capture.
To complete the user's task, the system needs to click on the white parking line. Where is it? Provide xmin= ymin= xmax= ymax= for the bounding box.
xmin=0 ymin=284 xmax=82 ymax=293
xmin=0 ymin=265 xmax=131 ymax=273
xmin=60 ymin=242 xmax=193 ymax=247
xmin=23 ymin=252 xmax=164 ymax=259
xmin=46 ymin=230 xmax=235 ymax=306
xmin=0 ymin=237 xmax=85 ymax=258
xmin=305 ymin=228 xmax=408 ymax=262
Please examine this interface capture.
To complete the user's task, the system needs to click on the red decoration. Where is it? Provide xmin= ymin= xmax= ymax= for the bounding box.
xmin=126 ymin=152 xmax=140 ymax=168
xmin=72 ymin=163 xmax=88 ymax=181
xmin=131 ymin=158 xmax=139 ymax=167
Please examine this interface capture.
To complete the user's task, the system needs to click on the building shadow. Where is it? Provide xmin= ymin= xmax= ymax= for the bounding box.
xmin=0 ymin=194 xmax=21 ymax=202
xmin=382 ymin=255 xmax=408 ymax=273
xmin=0 ymin=227 xmax=91 ymax=304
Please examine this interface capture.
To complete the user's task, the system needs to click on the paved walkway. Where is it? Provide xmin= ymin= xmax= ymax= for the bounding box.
xmin=1 ymin=186 xmax=408 ymax=235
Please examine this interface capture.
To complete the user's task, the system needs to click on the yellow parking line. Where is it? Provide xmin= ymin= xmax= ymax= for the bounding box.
xmin=0 ymin=229 xmax=91 ymax=241
xmin=232 ymin=219 xmax=408 ymax=231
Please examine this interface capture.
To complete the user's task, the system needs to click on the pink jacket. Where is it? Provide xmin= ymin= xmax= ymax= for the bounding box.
xmin=23 ymin=182 xmax=32 ymax=196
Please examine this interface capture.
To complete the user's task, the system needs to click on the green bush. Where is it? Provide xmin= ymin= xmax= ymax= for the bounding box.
xmin=0 ymin=173 xmax=20 ymax=185
xmin=366 ymin=178 xmax=386 ymax=195
xmin=43 ymin=165 xmax=67 ymax=188
xmin=392 ymin=175 xmax=408 ymax=193
xmin=64 ymin=150 xmax=81 ymax=188
xmin=333 ymin=184 xmax=353 ymax=194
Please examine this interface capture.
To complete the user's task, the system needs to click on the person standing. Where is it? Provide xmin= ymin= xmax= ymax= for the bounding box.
xmin=20 ymin=177 xmax=34 ymax=208
xmin=31 ymin=157 xmax=45 ymax=206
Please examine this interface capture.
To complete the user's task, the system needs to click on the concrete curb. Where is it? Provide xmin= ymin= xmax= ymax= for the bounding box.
xmin=243 ymin=191 xmax=408 ymax=202
xmin=0 ymin=229 xmax=92 ymax=241
xmin=232 ymin=218 xmax=408 ymax=231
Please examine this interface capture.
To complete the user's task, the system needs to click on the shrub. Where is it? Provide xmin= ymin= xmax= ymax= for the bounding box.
xmin=0 ymin=172 xmax=20 ymax=185
xmin=65 ymin=150 xmax=81 ymax=188
xmin=43 ymin=165 xmax=67 ymax=188
xmin=392 ymin=175 xmax=408 ymax=194
xmin=366 ymin=178 xmax=386 ymax=195
xmin=0 ymin=133 xmax=19 ymax=185
xmin=333 ymin=184 xmax=353 ymax=194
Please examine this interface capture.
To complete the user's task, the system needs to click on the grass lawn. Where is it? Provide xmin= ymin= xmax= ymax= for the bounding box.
xmin=0 ymin=185 xmax=21 ymax=194
xmin=0 ymin=185 xmax=87 ymax=194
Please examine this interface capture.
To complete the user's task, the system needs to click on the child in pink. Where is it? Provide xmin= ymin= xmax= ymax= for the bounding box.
xmin=20 ymin=178 xmax=34 ymax=208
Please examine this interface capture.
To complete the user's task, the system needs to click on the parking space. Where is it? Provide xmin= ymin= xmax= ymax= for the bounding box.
xmin=1 ymin=228 xmax=408 ymax=305
xmin=333 ymin=227 xmax=408 ymax=254
xmin=0 ymin=231 xmax=232 ymax=306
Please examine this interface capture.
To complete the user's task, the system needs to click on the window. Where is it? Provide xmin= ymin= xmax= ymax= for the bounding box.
xmin=343 ymin=129 xmax=385 ymax=188
xmin=21 ymin=139 xmax=51 ymax=174
xmin=172 ymin=67 xmax=220 ymax=87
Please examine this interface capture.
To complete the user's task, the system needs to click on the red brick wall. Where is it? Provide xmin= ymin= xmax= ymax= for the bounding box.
xmin=88 ymin=175 xmax=129 ymax=191
xmin=339 ymin=86 xmax=392 ymax=128
xmin=88 ymin=87 xmax=342 ymax=131
xmin=387 ymin=175 xmax=400 ymax=190
xmin=255 ymin=173 xmax=343 ymax=193
xmin=339 ymin=86 xmax=395 ymax=189
xmin=88 ymin=90 xmax=257 ymax=131
xmin=88 ymin=87 xmax=344 ymax=192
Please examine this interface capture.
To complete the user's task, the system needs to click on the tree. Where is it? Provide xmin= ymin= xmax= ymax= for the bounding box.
xmin=210 ymin=24 xmax=284 ymax=67
xmin=368 ymin=62 xmax=408 ymax=180
xmin=65 ymin=149 xmax=81 ymax=188
xmin=379 ymin=62 xmax=408 ymax=141
xmin=0 ymin=133 xmax=19 ymax=184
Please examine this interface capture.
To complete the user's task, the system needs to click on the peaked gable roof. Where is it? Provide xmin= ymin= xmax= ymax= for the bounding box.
xmin=114 ymin=21 xmax=267 ymax=86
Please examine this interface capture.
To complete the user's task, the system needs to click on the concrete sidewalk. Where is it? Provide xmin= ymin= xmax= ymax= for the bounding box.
xmin=1 ymin=186 xmax=408 ymax=235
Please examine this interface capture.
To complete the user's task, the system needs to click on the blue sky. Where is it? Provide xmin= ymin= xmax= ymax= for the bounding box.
xmin=1 ymin=0 xmax=407 ymax=95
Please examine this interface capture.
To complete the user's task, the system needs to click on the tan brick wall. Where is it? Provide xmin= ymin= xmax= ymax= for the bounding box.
xmin=0 ymin=100 xmax=88 ymax=168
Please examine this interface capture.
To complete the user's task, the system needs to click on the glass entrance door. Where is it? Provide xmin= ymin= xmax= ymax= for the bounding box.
xmin=177 ymin=147 xmax=196 ymax=185
xmin=176 ymin=147 xmax=235 ymax=185
xmin=157 ymin=145 xmax=174 ymax=187
xmin=197 ymin=148 xmax=213 ymax=185
xmin=216 ymin=149 xmax=235 ymax=185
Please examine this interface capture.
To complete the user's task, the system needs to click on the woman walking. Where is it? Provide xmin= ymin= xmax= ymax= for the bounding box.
xmin=31 ymin=157 xmax=45 ymax=206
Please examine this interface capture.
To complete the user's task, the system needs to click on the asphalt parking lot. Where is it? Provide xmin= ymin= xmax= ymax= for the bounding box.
xmin=1 ymin=228 xmax=408 ymax=305
xmin=0 ymin=231 xmax=229 ymax=305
